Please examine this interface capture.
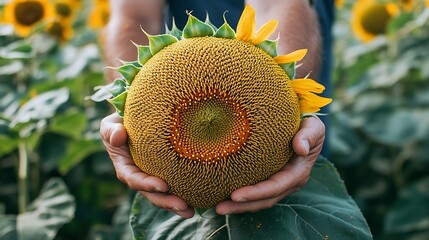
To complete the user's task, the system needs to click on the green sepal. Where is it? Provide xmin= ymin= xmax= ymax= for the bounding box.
xmin=110 ymin=64 xmax=141 ymax=85
xmin=108 ymin=78 xmax=128 ymax=97
xmin=183 ymin=13 xmax=215 ymax=38
xmin=257 ymin=39 xmax=278 ymax=57
xmin=134 ymin=44 xmax=153 ymax=65
xmin=204 ymin=13 xmax=218 ymax=32
xmin=119 ymin=59 xmax=142 ymax=68
xmin=107 ymin=91 xmax=128 ymax=117
xmin=279 ymin=62 xmax=296 ymax=79
xmin=214 ymin=22 xmax=236 ymax=39
xmin=148 ymin=34 xmax=179 ymax=55
xmin=165 ymin=19 xmax=183 ymax=40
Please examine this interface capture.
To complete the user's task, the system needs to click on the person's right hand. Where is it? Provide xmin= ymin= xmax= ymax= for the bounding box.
xmin=100 ymin=113 xmax=195 ymax=218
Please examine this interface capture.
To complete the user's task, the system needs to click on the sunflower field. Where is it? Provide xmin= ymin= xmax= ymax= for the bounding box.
xmin=0 ymin=0 xmax=428 ymax=239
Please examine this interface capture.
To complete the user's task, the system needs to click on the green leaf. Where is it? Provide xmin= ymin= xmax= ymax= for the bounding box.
xmin=0 ymin=61 xmax=24 ymax=75
xmin=214 ymin=22 xmax=236 ymax=39
xmin=384 ymin=178 xmax=429 ymax=235
xmin=58 ymin=139 xmax=105 ymax=174
xmin=10 ymin=88 xmax=70 ymax=127
xmin=147 ymin=34 xmax=179 ymax=56
xmin=110 ymin=64 xmax=141 ymax=85
xmin=363 ymin=109 xmax=429 ymax=146
xmin=107 ymin=91 xmax=128 ymax=117
xmin=17 ymin=178 xmax=75 ymax=240
xmin=279 ymin=62 xmax=296 ymax=79
xmin=183 ymin=14 xmax=215 ymax=38
xmin=0 ymin=40 xmax=33 ymax=59
xmin=257 ymin=39 xmax=278 ymax=57
xmin=0 ymin=119 xmax=19 ymax=157
xmin=135 ymin=44 xmax=153 ymax=65
xmin=129 ymin=157 xmax=372 ymax=240
xmin=0 ymin=215 xmax=17 ymax=240
xmin=49 ymin=110 xmax=87 ymax=139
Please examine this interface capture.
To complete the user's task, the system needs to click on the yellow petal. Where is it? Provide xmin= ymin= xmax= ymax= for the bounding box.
xmin=298 ymin=92 xmax=332 ymax=113
xmin=252 ymin=20 xmax=278 ymax=45
xmin=300 ymin=104 xmax=321 ymax=113
xmin=236 ymin=4 xmax=256 ymax=42
xmin=274 ymin=49 xmax=308 ymax=64
xmin=291 ymin=78 xmax=325 ymax=94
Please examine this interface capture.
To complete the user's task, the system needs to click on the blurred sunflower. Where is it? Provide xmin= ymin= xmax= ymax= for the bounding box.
xmin=53 ymin=0 xmax=79 ymax=24
xmin=2 ymin=0 xmax=55 ymax=37
xmin=88 ymin=0 xmax=110 ymax=29
xmin=351 ymin=0 xmax=399 ymax=43
xmin=399 ymin=0 xmax=415 ymax=11
xmin=45 ymin=19 xmax=73 ymax=42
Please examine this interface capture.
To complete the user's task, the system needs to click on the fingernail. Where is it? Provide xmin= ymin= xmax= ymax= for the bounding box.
xmin=171 ymin=206 xmax=181 ymax=211
xmin=236 ymin=198 xmax=247 ymax=203
xmin=154 ymin=186 xmax=163 ymax=192
xmin=301 ymin=140 xmax=310 ymax=155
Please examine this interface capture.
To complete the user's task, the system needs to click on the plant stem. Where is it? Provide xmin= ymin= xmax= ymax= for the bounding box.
xmin=18 ymin=142 xmax=29 ymax=213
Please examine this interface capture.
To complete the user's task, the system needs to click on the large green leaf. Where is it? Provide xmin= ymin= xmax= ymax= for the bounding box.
xmin=129 ymin=157 xmax=372 ymax=240
xmin=48 ymin=110 xmax=87 ymax=139
xmin=384 ymin=178 xmax=429 ymax=236
xmin=10 ymin=88 xmax=70 ymax=128
xmin=16 ymin=178 xmax=76 ymax=240
xmin=0 ymin=215 xmax=17 ymax=240
xmin=58 ymin=139 xmax=105 ymax=175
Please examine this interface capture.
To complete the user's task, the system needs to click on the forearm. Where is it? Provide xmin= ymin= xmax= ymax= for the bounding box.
xmin=103 ymin=0 xmax=165 ymax=81
xmin=247 ymin=0 xmax=321 ymax=79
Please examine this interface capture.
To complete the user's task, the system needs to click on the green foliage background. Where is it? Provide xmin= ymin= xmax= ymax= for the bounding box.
xmin=331 ymin=2 xmax=429 ymax=240
xmin=0 ymin=1 xmax=428 ymax=239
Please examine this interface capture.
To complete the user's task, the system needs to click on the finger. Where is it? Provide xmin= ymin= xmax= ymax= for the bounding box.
xmin=293 ymin=116 xmax=325 ymax=156
xmin=100 ymin=113 xmax=127 ymax=147
xmin=229 ymin=156 xmax=311 ymax=202
xmin=216 ymin=190 xmax=294 ymax=215
xmin=140 ymin=191 xmax=195 ymax=218
xmin=111 ymin=155 xmax=169 ymax=193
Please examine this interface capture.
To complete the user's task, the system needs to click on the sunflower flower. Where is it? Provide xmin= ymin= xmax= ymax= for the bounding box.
xmin=2 ymin=0 xmax=56 ymax=37
xmin=53 ymin=0 xmax=79 ymax=25
xmin=399 ymin=0 xmax=415 ymax=11
xmin=235 ymin=5 xmax=332 ymax=114
xmin=88 ymin=0 xmax=110 ymax=29
xmin=351 ymin=0 xmax=399 ymax=43
xmin=45 ymin=19 xmax=73 ymax=42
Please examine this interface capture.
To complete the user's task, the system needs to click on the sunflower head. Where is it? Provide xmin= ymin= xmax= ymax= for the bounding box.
xmin=91 ymin=5 xmax=331 ymax=208
xmin=399 ymin=0 xmax=415 ymax=11
xmin=45 ymin=19 xmax=73 ymax=42
xmin=2 ymin=0 xmax=56 ymax=37
xmin=88 ymin=0 xmax=110 ymax=29
xmin=53 ymin=0 xmax=79 ymax=24
xmin=352 ymin=0 xmax=399 ymax=43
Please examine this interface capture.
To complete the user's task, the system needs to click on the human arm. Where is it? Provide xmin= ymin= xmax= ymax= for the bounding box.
xmin=103 ymin=0 xmax=165 ymax=81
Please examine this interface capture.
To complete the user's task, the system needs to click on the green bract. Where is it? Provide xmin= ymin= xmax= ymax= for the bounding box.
xmin=90 ymin=12 xmax=287 ymax=117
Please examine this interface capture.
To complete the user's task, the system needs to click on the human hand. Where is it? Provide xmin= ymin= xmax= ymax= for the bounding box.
xmin=100 ymin=113 xmax=195 ymax=218
xmin=215 ymin=116 xmax=325 ymax=215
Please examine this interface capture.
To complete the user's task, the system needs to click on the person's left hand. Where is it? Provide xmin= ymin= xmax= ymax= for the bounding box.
xmin=215 ymin=116 xmax=325 ymax=215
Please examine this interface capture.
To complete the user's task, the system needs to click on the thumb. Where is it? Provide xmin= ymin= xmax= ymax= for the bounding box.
xmin=100 ymin=113 xmax=128 ymax=147
xmin=293 ymin=117 xmax=325 ymax=157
